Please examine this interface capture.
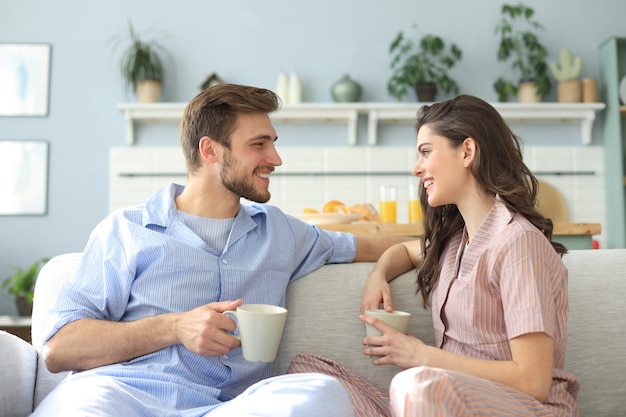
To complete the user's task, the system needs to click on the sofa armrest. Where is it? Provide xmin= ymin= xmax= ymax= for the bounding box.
xmin=0 ymin=331 xmax=36 ymax=417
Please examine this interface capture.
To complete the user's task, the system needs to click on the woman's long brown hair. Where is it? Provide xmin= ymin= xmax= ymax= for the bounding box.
xmin=414 ymin=95 xmax=567 ymax=308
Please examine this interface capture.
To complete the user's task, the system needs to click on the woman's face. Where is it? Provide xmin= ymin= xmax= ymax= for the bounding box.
xmin=412 ymin=125 xmax=469 ymax=208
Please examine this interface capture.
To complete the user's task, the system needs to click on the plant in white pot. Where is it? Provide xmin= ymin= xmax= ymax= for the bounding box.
xmin=2 ymin=257 xmax=50 ymax=316
xmin=493 ymin=3 xmax=551 ymax=103
xmin=111 ymin=21 xmax=169 ymax=103
xmin=387 ymin=24 xmax=463 ymax=102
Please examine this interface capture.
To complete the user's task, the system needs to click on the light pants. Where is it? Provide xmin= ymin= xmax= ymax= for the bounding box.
xmin=209 ymin=373 xmax=355 ymax=417
xmin=390 ymin=366 xmax=553 ymax=417
xmin=31 ymin=372 xmax=355 ymax=417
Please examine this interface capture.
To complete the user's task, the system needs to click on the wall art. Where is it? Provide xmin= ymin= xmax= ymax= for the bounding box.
xmin=0 ymin=43 xmax=51 ymax=117
xmin=0 ymin=140 xmax=49 ymax=215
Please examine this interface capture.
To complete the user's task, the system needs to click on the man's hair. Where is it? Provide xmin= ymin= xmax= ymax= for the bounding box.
xmin=180 ymin=84 xmax=280 ymax=172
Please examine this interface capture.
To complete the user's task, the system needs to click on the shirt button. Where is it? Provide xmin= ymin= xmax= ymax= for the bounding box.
xmin=223 ymin=354 xmax=229 ymax=360
xmin=222 ymin=259 xmax=228 ymax=264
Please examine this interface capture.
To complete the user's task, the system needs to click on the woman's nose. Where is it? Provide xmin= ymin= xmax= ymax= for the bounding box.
xmin=412 ymin=160 xmax=423 ymax=177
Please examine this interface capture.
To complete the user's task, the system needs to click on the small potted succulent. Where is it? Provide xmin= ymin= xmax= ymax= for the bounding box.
xmin=387 ymin=24 xmax=463 ymax=102
xmin=493 ymin=3 xmax=552 ymax=102
xmin=549 ymin=48 xmax=583 ymax=102
xmin=2 ymin=258 xmax=50 ymax=316
xmin=111 ymin=21 xmax=169 ymax=103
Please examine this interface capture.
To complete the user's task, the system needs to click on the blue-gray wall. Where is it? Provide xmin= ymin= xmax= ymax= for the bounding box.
xmin=1 ymin=0 xmax=624 ymax=314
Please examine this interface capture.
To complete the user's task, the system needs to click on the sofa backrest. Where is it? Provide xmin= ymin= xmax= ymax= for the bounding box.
xmin=275 ymin=261 xmax=432 ymax=389
xmin=277 ymin=249 xmax=626 ymax=417
xmin=561 ymin=249 xmax=626 ymax=416
xmin=31 ymin=249 xmax=626 ymax=416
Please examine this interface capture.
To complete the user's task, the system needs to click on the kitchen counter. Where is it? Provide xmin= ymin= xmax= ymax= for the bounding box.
xmin=319 ymin=222 xmax=601 ymax=250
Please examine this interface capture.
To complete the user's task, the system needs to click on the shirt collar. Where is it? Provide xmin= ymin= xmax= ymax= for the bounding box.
xmin=466 ymin=194 xmax=514 ymax=250
xmin=141 ymin=183 xmax=266 ymax=232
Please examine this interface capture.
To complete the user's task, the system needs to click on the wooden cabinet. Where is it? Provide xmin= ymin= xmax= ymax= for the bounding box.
xmin=599 ymin=37 xmax=626 ymax=248
xmin=0 ymin=316 xmax=31 ymax=342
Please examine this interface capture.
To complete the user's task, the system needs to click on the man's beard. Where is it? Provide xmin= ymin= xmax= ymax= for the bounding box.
xmin=221 ymin=150 xmax=271 ymax=203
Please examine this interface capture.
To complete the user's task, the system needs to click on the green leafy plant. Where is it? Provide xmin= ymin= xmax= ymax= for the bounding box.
xmin=110 ymin=21 xmax=168 ymax=93
xmin=2 ymin=258 xmax=50 ymax=308
xmin=387 ymin=24 xmax=463 ymax=101
xmin=494 ymin=3 xmax=551 ymax=102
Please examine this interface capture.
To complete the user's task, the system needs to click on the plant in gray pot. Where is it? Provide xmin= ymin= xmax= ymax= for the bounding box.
xmin=387 ymin=24 xmax=463 ymax=102
xmin=2 ymin=257 xmax=50 ymax=316
xmin=493 ymin=3 xmax=551 ymax=103
xmin=111 ymin=21 xmax=169 ymax=103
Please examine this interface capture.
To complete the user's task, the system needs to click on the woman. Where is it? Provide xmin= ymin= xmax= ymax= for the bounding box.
xmin=360 ymin=95 xmax=579 ymax=416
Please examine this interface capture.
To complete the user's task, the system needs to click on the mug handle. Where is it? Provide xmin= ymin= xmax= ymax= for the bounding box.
xmin=222 ymin=310 xmax=241 ymax=341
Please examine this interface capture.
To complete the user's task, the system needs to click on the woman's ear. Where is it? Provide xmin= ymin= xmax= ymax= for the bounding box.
xmin=462 ymin=137 xmax=476 ymax=168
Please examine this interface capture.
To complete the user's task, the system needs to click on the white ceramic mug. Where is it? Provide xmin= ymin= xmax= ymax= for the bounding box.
xmin=364 ymin=308 xmax=411 ymax=337
xmin=223 ymin=304 xmax=288 ymax=362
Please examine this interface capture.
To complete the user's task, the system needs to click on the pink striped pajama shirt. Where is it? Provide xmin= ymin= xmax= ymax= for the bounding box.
xmin=390 ymin=197 xmax=579 ymax=416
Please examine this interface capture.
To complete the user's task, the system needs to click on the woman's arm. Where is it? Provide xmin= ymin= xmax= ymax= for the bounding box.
xmin=361 ymin=320 xmax=554 ymax=402
xmin=360 ymin=239 xmax=422 ymax=312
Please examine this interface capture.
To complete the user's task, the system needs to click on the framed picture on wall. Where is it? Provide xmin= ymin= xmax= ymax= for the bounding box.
xmin=0 ymin=43 xmax=51 ymax=117
xmin=0 ymin=140 xmax=49 ymax=215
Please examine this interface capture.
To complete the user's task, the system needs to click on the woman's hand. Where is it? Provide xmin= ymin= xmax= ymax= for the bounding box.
xmin=360 ymin=313 xmax=428 ymax=369
xmin=360 ymin=240 xmax=421 ymax=314
xmin=361 ymin=270 xmax=395 ymax=313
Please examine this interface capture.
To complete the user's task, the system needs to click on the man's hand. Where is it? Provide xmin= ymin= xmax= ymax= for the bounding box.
xmin=175 ymin=299 xmax=243 ymax=356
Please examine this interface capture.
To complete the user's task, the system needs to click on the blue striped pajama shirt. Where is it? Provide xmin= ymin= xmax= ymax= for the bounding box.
xmin=34 ymin=183 xmax=357 ymax=416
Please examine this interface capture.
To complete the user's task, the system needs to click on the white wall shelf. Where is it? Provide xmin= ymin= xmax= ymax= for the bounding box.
xmin=117 ymin=102 xmax=605 ymax=146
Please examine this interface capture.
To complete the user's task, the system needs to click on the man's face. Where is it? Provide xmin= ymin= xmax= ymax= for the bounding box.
xmin=220 ymin=113 xmax=282 ymax=203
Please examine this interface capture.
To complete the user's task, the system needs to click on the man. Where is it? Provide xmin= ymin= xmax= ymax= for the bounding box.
xmin=34 ymin=84 xmax=409 ymax=416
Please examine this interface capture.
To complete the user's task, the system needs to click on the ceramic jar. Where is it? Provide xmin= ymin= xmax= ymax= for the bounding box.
xmin=331 ymin=74 xmax=362 ymax=102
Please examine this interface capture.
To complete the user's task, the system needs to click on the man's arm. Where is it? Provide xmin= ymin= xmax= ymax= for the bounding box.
xmin=353 ymin=235 xmax=415 ymax=262
xmin=43 ymin=300 xmax=242 ymax=373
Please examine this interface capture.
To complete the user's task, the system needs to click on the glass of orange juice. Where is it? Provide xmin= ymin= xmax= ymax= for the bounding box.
xmin=379 ymin=185 xmax=397 ymax=223
xmin=408 ymin=183 xmax=423 ymax=223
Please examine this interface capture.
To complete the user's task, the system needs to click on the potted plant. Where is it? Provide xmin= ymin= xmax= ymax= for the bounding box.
xmin=549 ymin=48 xmax=583 ymax=102
xmin=494 ymin=3 xmax=551 ymax=102
xmin=387 ymin=24 xmax=463 ymax=102
xmin=111 ymin=21 xmax=169 ymax=103
xmin=2 ymin=257 xmax=50 ymax=316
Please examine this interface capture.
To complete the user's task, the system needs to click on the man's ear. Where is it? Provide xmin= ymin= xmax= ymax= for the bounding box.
xmin=462 ymin=137 xmax=476 ymax=168
xmin=199 ymin=136 xmax=219 ymax=163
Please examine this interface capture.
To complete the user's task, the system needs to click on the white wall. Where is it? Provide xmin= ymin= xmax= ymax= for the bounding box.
xmin=109 ymin=145 xmax=607 ymax=248
xmin=1 ymin=0 xmax=623 ymax=314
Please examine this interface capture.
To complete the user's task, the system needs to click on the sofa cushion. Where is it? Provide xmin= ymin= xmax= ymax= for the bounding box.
xmin=275 ymin=262 xmax=434 ymax=391
xmin=0 ymin=331 xmax=36 ymax=417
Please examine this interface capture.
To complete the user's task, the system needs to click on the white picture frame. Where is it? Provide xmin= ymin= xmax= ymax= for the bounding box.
xmin=0 ymin=43 xmax=51 ymax=117
xmin=0 ymin=140 xmax=49 ymax=215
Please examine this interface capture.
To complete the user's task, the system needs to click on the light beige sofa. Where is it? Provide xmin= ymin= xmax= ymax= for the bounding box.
xmin=1 ymin=249 xmax=625 ymax=416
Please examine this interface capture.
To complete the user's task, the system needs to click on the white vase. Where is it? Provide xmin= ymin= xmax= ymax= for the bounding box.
xmin=276 ymin=71 xmax=289 ymax=104
xmin=288 ymin=72 xmax=302 ymax=104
